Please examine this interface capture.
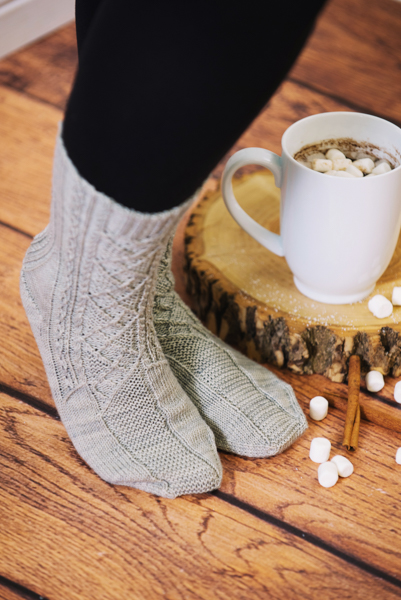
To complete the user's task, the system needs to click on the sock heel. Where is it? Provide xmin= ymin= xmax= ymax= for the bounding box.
xmin=20 ymin=222 xmax=59 ymax=328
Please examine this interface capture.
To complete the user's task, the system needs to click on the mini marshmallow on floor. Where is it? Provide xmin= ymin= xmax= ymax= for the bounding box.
xmin=310 ymin=437 xmax=331 ymax=463
xmin=318 ymin=462 xmax=338 ymax=488
xmin=309 ymin=396 xmax=329 ymax=421
xmin=331 ymin=455 xmax=354 ymax=477
xmin=396 ymin=448 xmax=401 ymax=465
xmin=394 ymin=381 xmax=401 ymax=403
xmin=392 ymin=287 xmax=401 ymax=306
xmin=368 ymin=295 xmax=393 ymax=318
xmin=366 ymin=370 xmax=385 ymax=392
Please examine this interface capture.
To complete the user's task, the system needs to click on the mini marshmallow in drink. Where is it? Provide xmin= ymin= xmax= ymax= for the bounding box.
xmin=353 ymin=158 xmax=375 ymax=173
xmin=372 ymin=162 xmax=391 ymax=175
xmin=346 ymin=164 xmax=363 ymax=178
xmin=375 ymin=159 xmax=391 ymax=168
xmin=326 ymin=148 xmax=345 ymax=161
xmin=308 ymin=152 xmax=326 ymax=161
xmin=336 ymin=171 xmax=354 ymax=178
xmin=332 ymin=158 xmax=352 ymax=171
xmin=312 ymin=158 xmax=332 ymax=172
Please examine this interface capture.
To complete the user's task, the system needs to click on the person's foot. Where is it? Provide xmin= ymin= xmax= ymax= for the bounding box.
xmin=153 ymin=239 xmax=308 ymax=457
xmin=20 ymin=133 xmax=222 ymax=498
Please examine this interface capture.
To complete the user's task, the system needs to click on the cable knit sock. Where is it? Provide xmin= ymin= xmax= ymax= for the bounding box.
xmin=153 ymin=239 xmax=308 ymax=457
xmin=20 ymin=133 xmax=222 ymax=498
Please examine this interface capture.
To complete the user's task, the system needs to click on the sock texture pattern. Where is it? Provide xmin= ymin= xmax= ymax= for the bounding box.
xmin=153 ymin=239 xmax=308 ymax=457
xmin=20 ymin=132 xmax=222 ymax=498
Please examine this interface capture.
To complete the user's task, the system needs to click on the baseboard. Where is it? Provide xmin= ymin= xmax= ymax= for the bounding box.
xmin=0 ymin=0 xmax=74 ymax=60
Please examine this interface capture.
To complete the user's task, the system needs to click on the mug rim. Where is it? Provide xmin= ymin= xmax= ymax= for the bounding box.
xmin=281 ymin=111 xmax=401 ymax=174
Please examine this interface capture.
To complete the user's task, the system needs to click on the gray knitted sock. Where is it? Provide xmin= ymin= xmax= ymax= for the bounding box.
xmin=20 ymin=133 xmax=222 ymax=498
xmin=153 ymin=240 xmax=308 ymax=457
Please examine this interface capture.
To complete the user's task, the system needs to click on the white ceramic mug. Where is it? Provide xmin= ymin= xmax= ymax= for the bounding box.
xmin=221 ymin=112 xmax=401 ymax=304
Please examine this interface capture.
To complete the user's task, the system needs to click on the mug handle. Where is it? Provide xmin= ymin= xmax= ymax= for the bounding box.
xmin=221 ymin=147 xmax=284 ymax=257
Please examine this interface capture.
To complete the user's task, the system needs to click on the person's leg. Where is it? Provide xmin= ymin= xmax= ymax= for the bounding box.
xmin=145 ymin=2 xmax=326 ymax=456
xmin=20 ymin=137 xmax=222 ymax=497
xmin=63 ymin=0 xmax=327 ymax=212
xmin=74 ymin=0 xmax=103 ymax=57
xmin=63 ymin=0 xmax=325 ymax=457
xmin=21 ymin=0 xmax=327 ymax=496
xmin=22 ymin=1 xmax=233 ymax=495
xmin=65 ymin=0 xmax=328 ymax=457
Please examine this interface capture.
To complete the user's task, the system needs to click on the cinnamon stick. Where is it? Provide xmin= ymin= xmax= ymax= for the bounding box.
xmin=343 ymin=355 xmax=361 ymax=451
xmin=350 ymin=404 xmax=361 ymax=450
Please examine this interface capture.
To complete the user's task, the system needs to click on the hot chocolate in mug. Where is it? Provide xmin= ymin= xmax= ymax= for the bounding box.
xmin=221 ymin=112 xmax=401 ymax=304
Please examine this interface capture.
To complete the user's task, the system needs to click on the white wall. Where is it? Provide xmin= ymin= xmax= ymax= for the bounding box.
xmin=0 ymin=0 xmax=74 ymax=60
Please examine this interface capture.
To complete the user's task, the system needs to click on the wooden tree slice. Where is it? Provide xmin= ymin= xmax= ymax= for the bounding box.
xmin=184 ymin=170 xmax=401 ymax=382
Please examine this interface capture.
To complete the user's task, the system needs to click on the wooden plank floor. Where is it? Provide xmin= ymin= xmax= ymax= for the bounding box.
xmin=1 ymin=0 xmax=401 ymax=598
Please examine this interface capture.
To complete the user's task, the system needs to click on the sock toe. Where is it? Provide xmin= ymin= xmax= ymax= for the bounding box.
xmin=165 ymin=347 xmax=307 ymax=458
xmin=154 ymin=242 xmax=308 ymax=459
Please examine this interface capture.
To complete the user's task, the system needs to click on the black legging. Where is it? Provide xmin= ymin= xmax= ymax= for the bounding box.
xmin=63 ymin=0 xmax=327 ymax=212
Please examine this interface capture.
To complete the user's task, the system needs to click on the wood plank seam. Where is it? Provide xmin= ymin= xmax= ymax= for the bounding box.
xmin=288 ymin=76 xmax=401 ymax=129
xmin=214 ymin=490 xmax=401 ymax=590
xmin=3 ymin=359 xmax=401 ymax=431
xmin=0 ymin=383 xmax=59 ymax=419
xmin=0 ymin=78 xmax=66 ymax=111
xmin=1 ymin=382 xmax=398 ymax=586
xmin=0 ymin=576 xmax=48 ymax=600
xmin=0 ymin=221 xmax=33 ymax=240
xmin=6 ymin=359 xmax=401 ymax=433
xmin=360 ymin=386 xmax=401 ymax=409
